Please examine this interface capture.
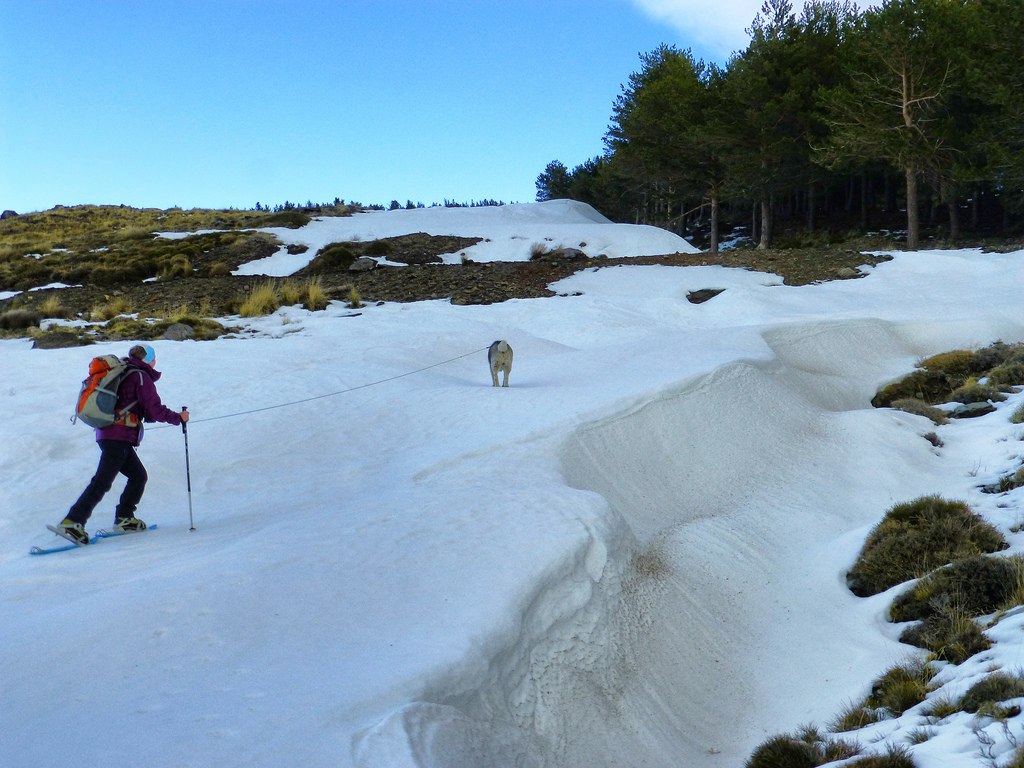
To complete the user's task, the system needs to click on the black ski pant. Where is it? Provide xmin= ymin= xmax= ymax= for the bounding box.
xmin=67 ymin=440 xmax=148 ymax=525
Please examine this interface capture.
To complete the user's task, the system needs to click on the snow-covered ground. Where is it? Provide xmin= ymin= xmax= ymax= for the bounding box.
xmin=231 ymin=199 xmax=699 ymax=275
xmin=3 ymin=202 xmax=1024 ymax=768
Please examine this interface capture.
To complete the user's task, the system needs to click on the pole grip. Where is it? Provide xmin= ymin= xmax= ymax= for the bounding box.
xmin=181 ymin=405 xmax=188 ymax=434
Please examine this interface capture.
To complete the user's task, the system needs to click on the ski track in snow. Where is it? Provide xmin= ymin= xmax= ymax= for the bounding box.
xmin=4 ymin=203 xmax=1024 ymax=767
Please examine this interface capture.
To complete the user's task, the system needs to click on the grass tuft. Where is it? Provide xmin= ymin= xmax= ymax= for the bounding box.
xmin=238 ymin=282 xmax=281 ymax=318
xmin=745 ymin=724 xmax=859 ymax=768
xmin=959 ymin=671 xmax=1024 ymax=715
xmin=847 ymin=496 xmax=1006 ymax=597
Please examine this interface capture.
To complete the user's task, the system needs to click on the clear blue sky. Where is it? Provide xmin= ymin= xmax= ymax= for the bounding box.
xmin=1 ymin=0 xmax=769 ymax=213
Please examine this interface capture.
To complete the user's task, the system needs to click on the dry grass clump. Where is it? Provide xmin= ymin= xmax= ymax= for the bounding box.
xmin=898 ymin=610 xmax=991 ymax=664
xmin=949 ymin=380 xmax=1006 ymax=405
xmin=234 ymin=278 xmax=333 ymax=318
xmin=745 ymin=724 xmax=859 ymax=768
xmin=866 ymin=658 xmax=935 ymax=716
xmin=921 ymin=693 xmax=961 ymax=720
xmin=1012 ymin=402 xmax=1024 ymax=424
xmin=346 ymin=286 xmax=363 ymax=309
xmin=303 ymin=278 xmax=329 ymax=311
xmin=278 ymin=280 xmax=305 ymax=306
xmin=873 ymin=342 xmax=1024 ymax=408
xmin=958 ymin=671 xmax=1024 ymax=717
xmin=831 ymin=699 xmax=886 ymax=732
xmin=159 ymin=254 xmax=193 ymax=279
xmin=529 ymin=242 xmax=555 ymax=260
xmin=90 ymin=297 xmax=133 ymax=321
xmin=38 ymin=294 xmax=66 ymax=318
xmin=918 ymin=350 xmax=976 ymax=377
xmin=0 ymin=308 xmax=43 ymax=331
xmin=890 ymin=555 xmax=1017 ymax=623
xmin=846 ymin=496 xmax=1007 ymax=597
xmin=988 ymin=362 xmax=1024 ymax=387
xmin=844 ymin=745 xmax=917 ymax=768
xmin=983 ymin=465 xmax=1024 ymax=494
xmin=831 ymin=659 xmax=935 ymax=734
xmin=890 ymin=398 xmax=949 ymax=425
xmin=238 ymin=282 xmax=281 ymax=318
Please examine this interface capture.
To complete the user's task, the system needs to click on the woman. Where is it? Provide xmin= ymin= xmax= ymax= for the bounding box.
xmin=54 ymin=344 xmax=189 ymax=545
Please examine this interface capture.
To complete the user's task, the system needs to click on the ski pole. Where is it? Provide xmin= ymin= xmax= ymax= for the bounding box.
xmin=182 ymin=406 xmax=195 ymax=531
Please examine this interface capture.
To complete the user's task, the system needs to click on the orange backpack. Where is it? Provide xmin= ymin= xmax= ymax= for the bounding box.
xmin=73 ymin=355 xmax=137 ymax=428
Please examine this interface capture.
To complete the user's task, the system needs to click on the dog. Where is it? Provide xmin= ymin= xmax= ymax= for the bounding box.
xmin=488 ymin=340 xmax=513 ymax=387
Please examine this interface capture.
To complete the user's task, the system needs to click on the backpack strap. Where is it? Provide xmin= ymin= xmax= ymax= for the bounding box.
xmin=112 ymin=370 xmax=145 ymax=428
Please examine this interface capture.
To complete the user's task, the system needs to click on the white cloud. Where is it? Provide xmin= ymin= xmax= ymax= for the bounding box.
xmin=629 ymin=0 xmax=767 ymax=59
xmin=629 ymin=0 xmax=876 ymax=61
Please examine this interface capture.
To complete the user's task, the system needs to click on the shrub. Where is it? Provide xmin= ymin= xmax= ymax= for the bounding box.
xmin=1012 ymin=402 xmax=1024 ymax=424
xmin=890 ymin=398 xmax=949 ymax=425
xmin=847 ymin=496 xmax=1007 ymax=597
xmin=0 ymin=308 xmax=43 ymax=330
xmin=363 ymin=239 xmax=391 ymax=256
xmin=206 ymin=261 xmax=232 ymax=277
xmin=102 ymin=317 xmax=157 ymax=341
xmin=845 ymin=744 xmax=917 ymax=767
xmin=891 ymin=555 xmax=1017 ymax=623
xmin=919 ymin=350 xmax=975 ymax=378
xmin=988 ymin=362 xmax=1024 ymax=387
xmin=959 ymin=671 xmax=1024 ymax=714
xmin=950 ymin=380 xmax=1006 ymax=405
xmin=873 ymin=369 xmax=958 ymax=408
xmin=238 ymin=282 xmax=280 ymax=318
xmin=899 ymin=611 xmax=990 ymax=664
xmin=261 ymin=210 xmax=310 ymax=228
xmin=866 ymin=658 xmax=934 ymax=716
xmin=745 ymin=725 xmax=859 ymax=768
xmin=309 ymin=242 xmax=356 ymax=272
xmin=346 ymin=286 xmax=362 ymax=309
xmin=971 ymin=341 xmax=1024 ymax=372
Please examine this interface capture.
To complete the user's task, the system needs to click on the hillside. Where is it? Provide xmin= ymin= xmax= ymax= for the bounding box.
xmin=1 ymin=201 xmax=893 ymax=346
xmin=4 ymin=202 xmax=1024 ymax=768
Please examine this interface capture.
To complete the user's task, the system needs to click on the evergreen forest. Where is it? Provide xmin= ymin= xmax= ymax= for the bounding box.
xmin=536 ymin=0 xmax=1024 ymax=252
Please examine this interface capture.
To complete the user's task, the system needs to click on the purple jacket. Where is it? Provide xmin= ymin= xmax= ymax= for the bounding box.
xmin=96 ymin=358 xmax=182 ymax=446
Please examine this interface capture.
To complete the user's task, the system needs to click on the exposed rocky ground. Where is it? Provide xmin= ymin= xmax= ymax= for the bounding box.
xmin=0 ymin=231 xmax=896 ymax=348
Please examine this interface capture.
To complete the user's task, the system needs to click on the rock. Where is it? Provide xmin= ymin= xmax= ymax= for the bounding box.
xmin=552 ymin=247 xmax=587 ymax=260
xmin=687 ymin=288 xmax=725 ymax=304
xmin=950 ymin=401 xmax=997 ymax=419
xmin=162 ymin=322 xmax=194 ymax=340
xmin=1 ymin=210 xmax=18 ymax=220
xmin=349 ymin=257 xmax=377 ymax=272
xmin=836 ymin=267 xmax=860 ymax=279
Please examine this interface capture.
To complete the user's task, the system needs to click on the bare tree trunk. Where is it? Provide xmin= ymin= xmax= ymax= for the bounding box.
xmin=905 ymin=164 xmax=920 ymax=251
xmin=807 ymin=180 xmax=816 ymax=232
xmin=709 ymin=190 xmax=720 ymax=255
xmin=940 ymin=179 xmax=960 ymax=242
xmin=757 ymin=196 xmax=772 ymax=250
xmin=860 ymin=172 xmax=869 ymax=230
